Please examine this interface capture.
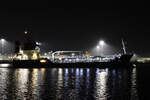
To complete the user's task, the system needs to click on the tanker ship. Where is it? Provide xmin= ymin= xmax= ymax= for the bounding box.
xmin=12 ymin=31 xmax=133 ymax=68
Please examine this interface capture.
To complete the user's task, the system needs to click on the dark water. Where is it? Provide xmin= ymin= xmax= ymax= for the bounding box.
xmin=0 ymin=64 xmax=148 ymax=100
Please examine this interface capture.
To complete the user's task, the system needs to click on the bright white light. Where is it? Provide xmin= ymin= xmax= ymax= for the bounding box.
xmin=36 ymin=42 xmax=42 ymax=45
xmin=36 ymin=42 xmax=39 ymax=45
xmin=76 ymin=58 xmax=79 ymax=61
xmin=0 ymin=38 xmax=5 ymax=42
xmin=44 ymin=53 xmax=47 ymax=56
xmin=72 ymin=53 xmax=75 ymax=56
xmin=97 ymin=45 xmax=100 ymax=49
xmin=99 ymin=40 xmax=104 ymax=46
xmin=0 ymin=64 xmax=10 ymax=67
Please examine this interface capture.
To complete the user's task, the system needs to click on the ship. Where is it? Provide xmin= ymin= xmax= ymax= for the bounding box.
xmin=12 ymin=31 xmax=133 ymax=68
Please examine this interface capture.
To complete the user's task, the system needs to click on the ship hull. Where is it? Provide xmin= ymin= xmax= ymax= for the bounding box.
xmin=12 ymin=59 xmax=51 ymax=67
xmin=12 ymin=54 xmax=133 ymax=68
xmin=116 ymin=54 xmax=133 ymax=63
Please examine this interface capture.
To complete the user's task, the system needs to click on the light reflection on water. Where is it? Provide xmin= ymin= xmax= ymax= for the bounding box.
xmin=95 ymin=69 xmax=108 ymax=100
xmin=0 ymin=67 xmax=139 ymax=100
xmin=131 ymin=68 xmax=139 ymax=100
xmin=14 ymin=69 xmax=29 ymax=99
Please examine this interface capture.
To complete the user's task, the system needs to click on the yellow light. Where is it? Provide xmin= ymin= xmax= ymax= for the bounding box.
xmin=40 ymin=59 xmax=47 ymax=63
xmin=20 ymin=50 xmax=23 ymax=54
xmin=17 ymin=55 xmax=22 ymax=60
xmin=32 ymin=53 xmax=38 ymax=60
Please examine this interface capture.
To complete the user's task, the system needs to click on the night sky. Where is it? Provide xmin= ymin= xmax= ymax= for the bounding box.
xmin=0 ymin=2 xmax=150 ymax=56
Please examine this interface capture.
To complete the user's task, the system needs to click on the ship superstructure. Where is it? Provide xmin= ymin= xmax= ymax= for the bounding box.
xmin=13 ymin=31 xmax=40 ymax=60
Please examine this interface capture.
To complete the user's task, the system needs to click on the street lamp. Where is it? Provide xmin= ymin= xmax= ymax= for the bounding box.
xmin=36 ymin=42 xmax=42 ymax=46
xmin=99 ymin=40 xmax=105 ymax=56
xmin=96 ymin=45 xmax=100 ymax=49
xmin=0 ymin=38 xmax=5 ymax=59
xmin=99 ymin=40 xmax=104 ymax=46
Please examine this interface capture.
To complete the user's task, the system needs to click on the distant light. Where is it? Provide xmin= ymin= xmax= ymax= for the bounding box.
xmin=16 ymin=55 xmax=22 ymax=60
xmin=24 ymin=31 xmax=28 ymax=34
xmin=19 ymin=50 xmax=23 ymax=54
xmin=22 ymin=54 xmax=28 ymax=60
xmin=59 ymin=57 xmax=62 ymax=61
xmin=97 ymin=45 xmax=100 ymax=49
xmin=44 ymin=53 xmax=47 ymax=56
xmin=99 ymin=40 xmax=104 ymax=46
xmin=36 ymin=42 xmax=42 ymax=45
xmin=0 ymin=38 xmax=5 ymax=42
xmin=133 ymin=64 xmax=136 ymax=67
xmin=40 ymin=59 xmax=47 ymax=63
xmin=76 ymin=58 xmax=79 ymax=61
xmin=72 ymin=53 xmax=75 ymax=56
xmin=36 ymin=42 xmax=39 ymax=45
xmin=32 ymin=53 xmax=38 ymax=60
xmin=0 ymin=64 xmax=10 ymax=67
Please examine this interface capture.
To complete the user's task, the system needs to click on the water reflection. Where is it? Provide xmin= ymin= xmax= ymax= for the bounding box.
xmin=131 ymin=68 xmax=139 ymax=100
xmin=40 ymin=68 xmax=46 ymax=81
xmin=95 ymin=69 xmax=108 ymax=100
xmin=56 ymin=68 xmax=63 ymax=100
xmin=0 ymin=67 xmax=139 ymax=100
xmin=14 ymin=69 xmax=29 ymax=99
xmin=0 ymin=68 xmax=10 ymax=99
xmin=14 ymin=69 xmax=40 ymax=99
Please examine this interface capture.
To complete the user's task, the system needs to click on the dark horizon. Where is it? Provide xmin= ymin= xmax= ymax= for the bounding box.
xmin=0 ymin=2 xmax=149 ymax=56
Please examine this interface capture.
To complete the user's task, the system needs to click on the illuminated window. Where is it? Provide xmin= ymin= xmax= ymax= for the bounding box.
xmin=32 ymin=53 xmax=38 ymax=60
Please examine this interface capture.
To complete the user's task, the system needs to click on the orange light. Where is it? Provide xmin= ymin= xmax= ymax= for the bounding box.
xmin=40 ymin=59 xmax=47 ymax=63
xmin=24 ymin=31 xmax=28 ymax=34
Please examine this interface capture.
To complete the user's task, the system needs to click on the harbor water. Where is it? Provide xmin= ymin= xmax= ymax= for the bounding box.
xmin=0 ymin=64 xmax=149 ymax=100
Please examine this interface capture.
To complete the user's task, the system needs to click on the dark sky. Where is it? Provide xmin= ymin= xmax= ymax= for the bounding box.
xmin=0 ymin=2 xmax=150 ymax=56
